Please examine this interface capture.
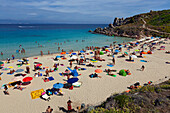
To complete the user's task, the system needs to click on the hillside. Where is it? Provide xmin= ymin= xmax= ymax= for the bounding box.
xmin=91 ymin=9 xmax=170 ymax=38
xmin=83 ymin=79 xmax=170 ymax=113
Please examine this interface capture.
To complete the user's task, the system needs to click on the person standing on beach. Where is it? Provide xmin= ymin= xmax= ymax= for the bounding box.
xmin=141 ymin=65 xmax=145 ymax=71
xmin=40 ymin=51 xmax=43 ymax=56
xmin=48 ymin=51 xmax=50 ymax=55
xmin=45 ymin=69 xmax=49 ymax=77
xmin=70 ymin=61 xmax=72 ymax=68
xmin=12 ymin=55 xmax=15 ymax=60
xmin=112 ymin=55 xmax=115 ymax=65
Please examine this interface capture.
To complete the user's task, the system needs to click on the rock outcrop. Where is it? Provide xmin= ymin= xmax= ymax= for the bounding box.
xmin=90 ymin=9 xmax=170 ymax=38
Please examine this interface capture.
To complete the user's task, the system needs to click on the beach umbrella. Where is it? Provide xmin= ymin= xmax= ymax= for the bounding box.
xmin=142 ymin=52 xmax=147 ymax=54
xmin=72 ymin=53 xmax=77 ymax=55
xmin=115 ymin=50 xmax=120 ymax=53
xmin=72 ymin=69 xmax=79 ymax=77
xmin=70 ymin=56 xmax=78 ymax=59
xmin=91 ymin=59 xmax=97 ymax=63
xmin=61 ymin=52 xmax=66 ymax=55
xmin=0 ymin=61 xmax=4 ymax=66
xmin=124 ymin=52 xmax=128 ymax=55
xmin=22 ymin=77 xmax=33 ymax=82
xmin=36 ymin=64 xmax=42 ymax=67
xmin=104 ymin=46 xmax=109 ymax=48
xmin=12 ymin=76 xmax=24 ymax=81
xmin=67 ymin=78 xmax=79 ymax=83
xmin=17 ymin=59 xmax=24 ymax=62
xmin=56 ymin=56 xmax=61 ymax=58
xmin=119 ymin=69 xmax=127 ymax=76
xmin=53 ymin=83 xmax=64 ymax=89
xmin=135 ymin=49 xmax=139 ymax=52
xmin=80 ymin=50 xmax=85 ymax=53
xmin=15 ymin=69 xmax=24 ymax=72
xmin=131 ymin=55 xmax=137 ymax=58
xmin=95 ymin=69 xmax=103 ymax=73
xmin=99 ymin=51 xmax=104 ymax=55
xmin=105 ymin=49 xmax=111 ymax=52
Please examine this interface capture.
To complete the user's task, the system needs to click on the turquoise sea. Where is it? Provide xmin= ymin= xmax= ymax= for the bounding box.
xmin=0 ymin=24 xmax=134 ymax=60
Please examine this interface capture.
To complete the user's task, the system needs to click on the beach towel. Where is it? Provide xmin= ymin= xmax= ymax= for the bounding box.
xmin=107 ymin=64 xmax=114 ymax=67
xmin=140 ymin=60 xmax=147 ymax=62
xmin=7 ymin=73 xmax=14 ymax=75
xmin=59 ymin=73 xmax=63 ymax=76
xmin=31 ymin=89 xmax=44 ymax=99
xmin=39 ymin=69 xmax=45 ymax=72
xmin=107 ymin=74 xmax=116 ymax=77
xmin=48 ymin=77 xmax=54 ymax=81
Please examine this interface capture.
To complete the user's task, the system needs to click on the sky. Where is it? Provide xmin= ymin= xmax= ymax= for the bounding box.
xmin=0 ymin=0 xmax=169 ymax=24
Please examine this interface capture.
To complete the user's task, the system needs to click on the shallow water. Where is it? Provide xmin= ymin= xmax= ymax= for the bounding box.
xmin=0 ymin=24 xmax=134 ymax=60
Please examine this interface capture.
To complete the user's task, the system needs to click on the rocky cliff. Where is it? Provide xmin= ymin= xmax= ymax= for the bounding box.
xmin=90 ymin=9 xmax=170 ymax=38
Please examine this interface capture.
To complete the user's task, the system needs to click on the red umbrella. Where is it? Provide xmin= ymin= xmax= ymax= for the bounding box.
xmin=95 ymin=69 xmax=103 ymax=73
xmin=23 ymin=77 xmax=33 ymax=82
xmin=36 ymin=64 xmax=42 ymax=67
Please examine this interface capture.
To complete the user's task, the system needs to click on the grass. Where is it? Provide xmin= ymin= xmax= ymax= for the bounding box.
xmin=160 ymin=84 xmax=170 ymax=89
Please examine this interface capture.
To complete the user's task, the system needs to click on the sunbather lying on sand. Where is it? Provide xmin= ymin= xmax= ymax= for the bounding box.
xmin=89 ymin=73 xmax=101 ymax=78
xmin=86 ymin=63 xmax=94 ymax=67
xmin=165 ymin=51 xmax=170 ymax=54
xmin=105 ymin=69 xmax=117 ymax=72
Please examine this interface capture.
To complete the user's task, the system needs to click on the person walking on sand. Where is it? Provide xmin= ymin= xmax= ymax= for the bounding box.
xmin=141 ymin=65 xmax=145 ymax=71
xmin=67 ymin=99 xmax=72 ymax=112
xmin=40 ymin=51 xmax=43 ymax=56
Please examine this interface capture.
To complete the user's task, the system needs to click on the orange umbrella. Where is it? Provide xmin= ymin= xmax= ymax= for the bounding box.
xmin=61 ymin=52 xmax=66 ymax=55
xmin=95 ymin=69 xmax=103 ymax=73
xmin=105 ymin=49 xmax=110 ymax=52
xmin=142 ymin=52 xmax=147 ymax=54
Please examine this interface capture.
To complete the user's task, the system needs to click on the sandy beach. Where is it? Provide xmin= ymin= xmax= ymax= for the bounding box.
xmin=0 ymin=38 xmax=170 ymax=113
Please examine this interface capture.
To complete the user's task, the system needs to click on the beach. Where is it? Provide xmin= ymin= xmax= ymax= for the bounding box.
xmin=0 ymin=38 xmax=170 ymax=113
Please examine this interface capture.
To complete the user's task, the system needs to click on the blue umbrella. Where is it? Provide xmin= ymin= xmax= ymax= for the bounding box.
xmin=72 ymin=69 xmax=79 ymax=77
xmin=15 ymin=69 xmax=24 ymax=72
xmin=115 ymin=50 xmax=120 ymax=53
xmin=67 ymin=78 xmax=79 ymax=83
xmin=80 ymin=50 xmax=85 ymax=53
xmin=104 ymin=46 xmax=109 ymax=48
xmin=17 ymin=60 xmax=24 ymax=62
xmin=56 ymin=56 xmax=60 ymax=58
xmin=53 ymin=83 xmax=64 ymax=89
xmin=72 ymin=53 xmax=77 ymax=55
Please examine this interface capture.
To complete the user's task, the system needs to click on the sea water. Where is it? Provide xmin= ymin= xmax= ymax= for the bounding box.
xmin=0 ymin=24 xmax=134 ymax=60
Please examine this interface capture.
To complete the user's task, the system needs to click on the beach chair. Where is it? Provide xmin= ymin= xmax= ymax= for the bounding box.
xmin=41 ymin=92 xmax=50 ymax=101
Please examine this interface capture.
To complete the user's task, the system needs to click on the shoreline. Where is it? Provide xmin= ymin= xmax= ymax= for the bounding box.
xmin=0 ymin=37 xmax=169 ymax=113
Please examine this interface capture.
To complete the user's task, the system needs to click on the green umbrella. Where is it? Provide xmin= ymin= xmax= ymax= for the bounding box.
xmin=124 ymin=52 xmax=128 ymax=55
xmin=0 ymin=61 xmax=4 ymax=66
xmin=135 ymin=49 xmax=139 ymax=51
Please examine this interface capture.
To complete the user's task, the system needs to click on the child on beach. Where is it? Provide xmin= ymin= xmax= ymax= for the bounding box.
xmin=141 ymin=65 xmax=145 ymax=71
xmin=46 ymin=106 xmax=53 ymax=113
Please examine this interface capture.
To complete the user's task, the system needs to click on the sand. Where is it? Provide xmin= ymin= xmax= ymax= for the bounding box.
xmin=0 ymin=38 xmax=170 ymax=113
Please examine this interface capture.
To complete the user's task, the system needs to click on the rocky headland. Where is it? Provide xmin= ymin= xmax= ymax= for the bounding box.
xmin=90 ymin=9 xmax=170 ymax=39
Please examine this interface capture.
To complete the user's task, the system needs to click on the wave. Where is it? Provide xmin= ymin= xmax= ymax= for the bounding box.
xmin=18 ymin=26 xmax=36 ymax=28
